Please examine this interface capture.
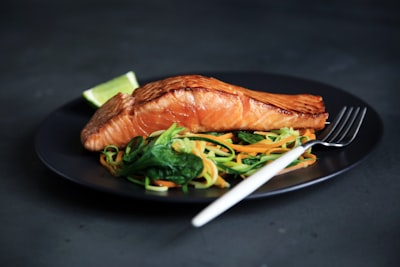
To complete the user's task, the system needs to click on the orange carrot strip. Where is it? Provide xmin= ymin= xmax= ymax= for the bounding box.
xmin=236 ymin=153 xmax=244 ymax=164
xmin=152 ymin=180 xmax=180 ymax=188
xmin=229 ymin=135 xmax=297 ymax=153
xmin=217 ymin=132 xmax=234 ymax=140
xmin=279 ymin=153 xmax=317 ymax=174
xmin=100 ymin=154 xmax=117 ymax=175
xmin=300 ymin=128 xmax=316 ymax=141
xmin=190 ymin=133 xmax=297 ymax=153
xmin=116 ymin=150 xmax=124 ymax=161
xmin=265 ymin=147 xmax=290 ymax=155
xmin=214 ymin=176 xmax=230 ymax=188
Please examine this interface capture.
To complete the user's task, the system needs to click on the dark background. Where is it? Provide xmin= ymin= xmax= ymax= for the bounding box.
xmin=1 ymin=1 xmax=399 ymax=266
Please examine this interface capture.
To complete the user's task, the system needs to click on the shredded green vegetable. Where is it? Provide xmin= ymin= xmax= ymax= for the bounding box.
xmin=101 ymin=123 xmax=317 ymax=192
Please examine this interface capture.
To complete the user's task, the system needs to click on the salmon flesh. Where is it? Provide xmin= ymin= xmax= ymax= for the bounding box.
xmin=81 ymin=74 xmax=328 ymax=151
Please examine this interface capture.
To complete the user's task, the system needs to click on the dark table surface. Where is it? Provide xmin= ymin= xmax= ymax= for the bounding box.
xmin=2 ymin=0 xmax=399 ymax=266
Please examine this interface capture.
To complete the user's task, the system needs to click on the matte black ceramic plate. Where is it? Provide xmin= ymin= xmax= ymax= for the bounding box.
xmin=35 ymin=72 xmax=383 ymax=203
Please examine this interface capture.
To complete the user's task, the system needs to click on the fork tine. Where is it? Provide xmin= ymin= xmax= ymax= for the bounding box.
xmin=320 ymin=106 xmax=367 ymax=145
xmin=325 ymin=107 xmax=355 ymax=143
xmin=319 ymin=106 xmax=348 ymax=142
xmin=334 ymin=107 xmax=360 ymax=143
xmin=337 ymin=107 xmax=367 ymax=145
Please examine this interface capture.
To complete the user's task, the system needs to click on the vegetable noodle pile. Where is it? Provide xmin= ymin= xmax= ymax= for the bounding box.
xmin=100 ymin=123 xmax=317 ymax=193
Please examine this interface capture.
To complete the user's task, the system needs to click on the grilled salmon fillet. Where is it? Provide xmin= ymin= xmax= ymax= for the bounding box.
xmin=81 ymin=74 xmax=328 ymax=151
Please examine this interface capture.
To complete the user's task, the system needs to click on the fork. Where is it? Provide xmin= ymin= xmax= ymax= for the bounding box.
xmin=192 ymin=106 xmax=367 ymax=227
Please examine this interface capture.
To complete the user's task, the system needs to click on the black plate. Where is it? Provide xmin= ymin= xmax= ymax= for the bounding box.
xmin=35 ymin=72 xmax=383 ymax=203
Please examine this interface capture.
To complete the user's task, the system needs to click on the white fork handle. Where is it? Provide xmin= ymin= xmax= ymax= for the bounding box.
xmin=191 ymin=146 xmax=307 ymax=227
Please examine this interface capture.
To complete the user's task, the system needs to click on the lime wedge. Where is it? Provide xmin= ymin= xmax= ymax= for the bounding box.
xmin=82 ymin=71 xmax=139 ymax=108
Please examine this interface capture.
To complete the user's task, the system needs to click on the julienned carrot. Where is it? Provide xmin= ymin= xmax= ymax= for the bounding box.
xmin=278 ymin=153 xmax=317 ymax=174
xmin=100 ymin=150 xmax=124 ymax=175
xmin=264 ymin=147 xmax=290 ymax=155
xmin=152 ymin=179 xmax=180 ymax=188
xmin=215 ymin=132 xmax=234 ymax=140
xmin=189 ymin=133 xmax=296 ymax=153
xmin=214 ymin=176 xmax=230 ymax=188
xmin=100 ymin=154 xmax=114 ymax=174
xmin=190 ymin=145 xmax=221 ymax=188
xmin=300 ymin=128 xmax=316 ymax=141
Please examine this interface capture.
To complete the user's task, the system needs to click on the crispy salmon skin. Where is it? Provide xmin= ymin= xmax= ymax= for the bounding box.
xmin=81 ymin=74 xmax=328 ymax=151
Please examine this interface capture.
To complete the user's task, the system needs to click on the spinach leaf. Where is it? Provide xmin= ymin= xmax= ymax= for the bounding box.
xmin=116 ymin=123 xmax=203 ymax=185
xmin=237 ymin=131 xmax=264 ymax=144
xmin=118 ymin=145 xmax=203 ymax=185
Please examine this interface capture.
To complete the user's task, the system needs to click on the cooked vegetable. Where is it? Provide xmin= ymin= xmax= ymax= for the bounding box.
xmin=100 ymin=123 xmax=317 ymax=192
